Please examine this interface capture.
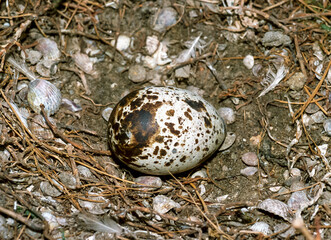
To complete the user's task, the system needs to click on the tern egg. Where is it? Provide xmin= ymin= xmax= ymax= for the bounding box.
xmin=108 ymin=86 xmax=226 ymax=175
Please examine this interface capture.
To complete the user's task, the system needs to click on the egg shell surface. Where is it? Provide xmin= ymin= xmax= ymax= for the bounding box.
xmin=108 ymin=86 xmax=226 ymax=175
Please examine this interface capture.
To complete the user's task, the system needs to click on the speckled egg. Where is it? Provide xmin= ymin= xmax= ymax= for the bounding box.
xmin=108 ymin=86 xmax=226 ymax=175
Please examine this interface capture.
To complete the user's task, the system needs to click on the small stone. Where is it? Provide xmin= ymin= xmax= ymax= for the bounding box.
xmin=241 ymin=152 xmax=258 ymax=166
xmin=133 ymin=176 xmax=163 ymax=189
xmin=287 ymin=72 xmax=307 ymax=91
xmin=262 ymin=31 xmax=292 ymax=47
xmin=243 ymin=54 xmax=254 ymax=69
xmin=128 ymin=65 xmax=146 ymax=83
xmin=217 ymin=107 xmax=235 ymax=124
xmin=240 ymin=167 xmax=258 ymax=176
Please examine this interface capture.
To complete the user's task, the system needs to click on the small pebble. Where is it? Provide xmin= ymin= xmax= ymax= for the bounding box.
xmin=133 ymin=176 xmax=163 ymax=189
xmin=128 ymin=65 xmax=146 ymax=83
xmin=287 ymin=72 xmax=306 ymax=91
xmin=240 ymin=167 xmax=258 ymax=176
xmin=217 ymin=107 xmax=235 ymax=124
xmin=111 ymin=35 xmax=131 ymax=51
xmin=243 ymin=54 xmax=254 ymax=69
xmin=241 ymin=152 xmax=258 ymax=166
xmin=261 ymin=31 xmax=291 ymax=47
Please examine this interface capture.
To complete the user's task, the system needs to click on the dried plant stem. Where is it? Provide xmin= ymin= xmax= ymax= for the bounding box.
xmin=294 ymin=35 xmax=307 ymax=77
xmin=0 ymin=206 xmax=44 ymax=231
xmin=40 ymin=105 xmax=111 ymax=155
xmin=293 ymin=61 xmax=331 ymax=121
xmin=292 ymin=218 xmax=314 ymax=240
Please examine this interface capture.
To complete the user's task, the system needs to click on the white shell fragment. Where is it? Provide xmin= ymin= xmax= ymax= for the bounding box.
xmin=219 ymin=132 xmax=236 ymax=151
xmin=249 ymin=222 xmax=271 ymax=235
xmin=153 ymin=195 xmax=180 ymax=215
xmin=102 ymin=107 xmax=113 ymax=121
xmin=108 ymin=86 xmax=226 ymax=175
xmin=72 ymin=52 xmax=94 ymax=74
xmin=36 ymin=38 xmax=61 ymax=60
xmin=324 ymin=119 xmax=331 ymax=136
xmin=152 ymin=7 xmax=178 ymax=32
xmin=27 ymin=79 xmax=62 ymax=116
xmin=243 ymin=54 xmax=254 ymax=69
xmin=257 ymin=198 xmax=293 ymax=221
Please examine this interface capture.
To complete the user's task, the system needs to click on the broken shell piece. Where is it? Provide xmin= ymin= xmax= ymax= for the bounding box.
xmin=152 ymin=7 xmax=178 ymax=32
xmin=243 ymin=54 xmax=254 ymax=69
xmin=72 ymin=52 xmax=94 ymax=74
xmin=249 ymin=222 xmax=271 ymax=235
xmin=257 ymin=198 xmax=292 ymax=221
xmin=323 ymin=119 xmax=331 ymax=136
xmin=28 ymin=114 xmax=55 ymax=140
xmin=102 ymin=107 xmax=113 ymax=121
xmin=27 ymin=79 xmax=62 ymax=116
xmin=40 ymin=181 xmax=62 ymax=197
xmin=153 ymin=195 xmax=180 ymax=215
xmin=36 ymin=38 xmax=61 ymax=60
xmin=58 ymin=172 xmax=77 ymax=189
xmin=219 ymin=132 xmax=236 ymax=151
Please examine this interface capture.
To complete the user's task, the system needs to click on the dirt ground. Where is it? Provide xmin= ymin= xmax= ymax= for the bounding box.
xmin=0 ymin=0 xmax=330 ymax=239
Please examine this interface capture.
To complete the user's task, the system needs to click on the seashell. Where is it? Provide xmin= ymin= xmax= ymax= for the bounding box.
xmin=153 ymin=195 xmax=180 ymax=215
xmin=61 ymin=98 xmax=82 ymax=112
xmin=257 ymin=198 xmax=293 ymax=221
xmin=72 ymin=52 xmax=94 ymax=74
xmin=249 ymin=222 xmax=271 ymax=235
xmin=219 ymin=132 xmax=236 ymax=151
xmin=35 ymin=38 xmax=61 ymax=60
xmin=152 ymin=7 xmax=178 ymax=32
xmin=27 ymin=79 xmax=62 ymax=116
xmin=28 ymin=114 xmax=55 ymax=140
xmin=102 ymin=107 xmax=113 ymax=121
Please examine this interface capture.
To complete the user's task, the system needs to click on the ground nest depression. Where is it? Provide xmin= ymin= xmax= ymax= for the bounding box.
xmin=0 ymin=0 xmax=330 ymax=239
